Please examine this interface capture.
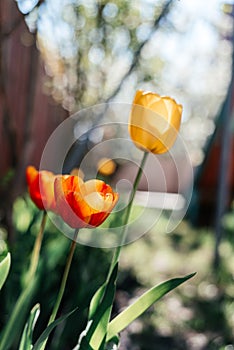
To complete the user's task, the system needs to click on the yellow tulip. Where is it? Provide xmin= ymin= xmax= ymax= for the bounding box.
xmin=129 ymin=90 xmax=182 ymax=154
xmin=97 ymin=158 xmax=117 ymax=176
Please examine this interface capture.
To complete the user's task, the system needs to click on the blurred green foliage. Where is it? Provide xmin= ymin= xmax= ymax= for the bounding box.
xmin=116 ymin=214 xmax=234 ymax=349
xmin=0 ymin=195 xmax=233 ymax=349
xmin=0 ymin=195 xmax=112 ymax=349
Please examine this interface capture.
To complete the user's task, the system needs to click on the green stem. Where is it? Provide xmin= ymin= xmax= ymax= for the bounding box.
xmin=109 ymin=151 xmax=148 ymax=276
xmin=26 ymin=211 xmax=47 ymax=284
xmin=76 ymin=153 xmax=148 ymax=348
xmin=49 ymin=231 xmax=78 ymax=323
xmin=87 ymin=152 xmax=148 ymax=346
xmin=0 ymin=211 xmax=47 ymax=350
xmin=41 ymin=229 xmax=79 ymax=350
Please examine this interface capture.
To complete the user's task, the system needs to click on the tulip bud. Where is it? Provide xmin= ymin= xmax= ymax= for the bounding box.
xmin=129 ymin=90 xmax=182 ymax=154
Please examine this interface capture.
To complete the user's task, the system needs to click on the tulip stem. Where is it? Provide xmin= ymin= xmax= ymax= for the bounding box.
xmin=41 ymin=229 xmax=79 ymax=349
xmin=110 ymin=151 xmax=148 ymax=274
xmin=49 ymin=229 xmax=78 ymax=323
xmin=26 ymin=210 xmax=47 ymax=284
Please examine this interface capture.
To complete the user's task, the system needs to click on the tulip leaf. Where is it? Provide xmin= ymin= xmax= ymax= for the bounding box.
xmin=88 ymin=284 xmax=106 ymax=319
xmin=0 ymin=277 xmax=38 ymax=350
xmin=19 ymin=304 xmax=40 ymax=350
xmin=0 ymin=253 xmax=11 ymax=290
xmin=74 ymin=336 xmax=94 ymax=350
xmin=107 ymin=272 xmax=196 ymax=342
xmin=78 ymin=263 xmax=118 ymax=350
xmin=32 ymin=307 xmax=78 ymax=350
xmin=72 ymin=321 xmax=94 ymax=350
xmin=105 ymin=335 xmax=119 ymax=350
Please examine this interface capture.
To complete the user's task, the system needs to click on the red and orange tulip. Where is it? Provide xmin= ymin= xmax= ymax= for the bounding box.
xmin=26 ymin=166 xmax=57 ymax=212
xmin=54 ymin=175 xmax=119 ymax=228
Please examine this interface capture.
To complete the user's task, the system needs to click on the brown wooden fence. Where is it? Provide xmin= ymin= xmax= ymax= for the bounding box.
xmin=0 ymin=0 xmax=67 ymax=239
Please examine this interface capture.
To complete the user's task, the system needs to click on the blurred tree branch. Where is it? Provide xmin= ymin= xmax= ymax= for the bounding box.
xmin=63 ymin=0 xmax=174 ymax=172
xmin=106 ymin=0 xmax=174 ymax=102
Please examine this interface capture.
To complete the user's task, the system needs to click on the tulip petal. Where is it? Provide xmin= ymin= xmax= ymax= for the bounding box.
xmin=54 ymin=176 xmax=118 ymax=229
xmin=26 ymin=166 xmax=38 ymax=185
xmin=148 ymin=98 xmax=168 ymax=120
xmin=129 ymin=90 xmax=182 ymax=154
xmin=54 ymin=177 xmax=88 ymax=228
xmin=84 ymin=192 xmax=105 ymax=211
xmin=163 ymin=97 xmax=182 ymax=129
xmin=26 ymin=166 xmax=58 ymax=211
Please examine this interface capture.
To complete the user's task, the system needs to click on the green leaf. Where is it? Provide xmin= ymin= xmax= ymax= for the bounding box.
xmin=73 ymin=335 xmax=94 ymax=350
xmin=105 ymin=335 xmax=119 ymax=350
xmin=88 ymin=284 xmax=106 ymax=320
xmin=78 ymin=263 xmax=118 ymax=350
xmin=0 ymin=253 xmax=11 ymax=290
xmin=32 ymin=307 xmax=78 ymax=350
xmin=88 ymin=263 xmax=118 ymax=349
xmin=107 ymin=272 xmax=196 ymax=341
xmin=19 ymin=304 xmax=40 ymax=350
xmin=0 ymin=277 xmax=38 ymax=350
